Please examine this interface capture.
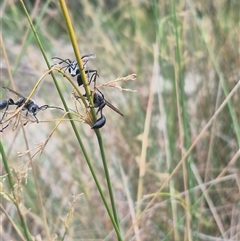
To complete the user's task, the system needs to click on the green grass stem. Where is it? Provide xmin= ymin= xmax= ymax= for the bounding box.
xmin=20 ymin=0 xmax=121 ymax=239
xmin=58 ymin=0 xmax=121 ymax=238
xmin=0 ymin=141 xmax=32 ymax=241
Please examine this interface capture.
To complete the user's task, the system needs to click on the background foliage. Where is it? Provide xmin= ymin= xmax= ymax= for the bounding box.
xmin=1 ymin=0 xmax=239 ymax=240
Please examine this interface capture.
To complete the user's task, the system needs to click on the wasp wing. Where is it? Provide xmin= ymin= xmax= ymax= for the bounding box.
xmin=82 ymin=54 xmax=96 ymax=68
xmin=82 ymin=54 xmax=96 ymax=61
xmin=39 ymin=105 xmax=64 ymax=111
xmin=105 ymin=99 xmax=124 ymax=117
xmin=3 ymin=87 xmax=26 ymax=99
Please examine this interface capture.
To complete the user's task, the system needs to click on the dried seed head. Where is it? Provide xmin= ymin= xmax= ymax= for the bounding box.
xmin=71 ymin=89 xmax=94 ymax=127
xmin=98 ymin=73 xmax=137 ymax=92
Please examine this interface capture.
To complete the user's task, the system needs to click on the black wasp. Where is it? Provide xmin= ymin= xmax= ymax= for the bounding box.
xmin=52 ymin=54 xmax=98 ymax=87
xmin=83 ymin=88 xmax=124 ymax=129
xmin=0 ymin=87 xmax=63 ymax=130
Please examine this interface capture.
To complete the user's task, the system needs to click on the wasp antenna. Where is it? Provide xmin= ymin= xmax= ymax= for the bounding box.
xmin=51 ymin=56 xmax=64 ymax=61
xmin=52 ymin=57 xmax=72 ymax=65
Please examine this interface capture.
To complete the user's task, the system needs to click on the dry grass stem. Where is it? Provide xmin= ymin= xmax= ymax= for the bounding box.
xmin=61 ymin=194 xmax=83 ymax=229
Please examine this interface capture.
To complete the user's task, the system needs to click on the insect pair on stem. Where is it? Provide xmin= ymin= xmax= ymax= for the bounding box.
xmin=0 ymin=54 xmax=124 ymax=132
xmin=52 ymin=54 xmax=124 ymax=129
xmin=0 ymin=87 xmax=63 ymax=132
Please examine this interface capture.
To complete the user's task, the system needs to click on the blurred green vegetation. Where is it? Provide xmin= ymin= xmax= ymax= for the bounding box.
xmin=1 ymin=0 xmax=239 ymax=240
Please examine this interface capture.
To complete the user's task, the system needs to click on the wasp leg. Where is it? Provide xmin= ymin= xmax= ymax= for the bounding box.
xmin=32 ymin=114 xmax=39 ymax=123
xmin=0 ymin=123 xmax=10 ymax=132
xmin=77 ymin=69 xmax=98 ymax=87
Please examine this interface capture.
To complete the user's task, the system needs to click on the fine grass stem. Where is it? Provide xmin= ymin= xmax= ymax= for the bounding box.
xmin=171 ymin=0 xmax=193 ymax=240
